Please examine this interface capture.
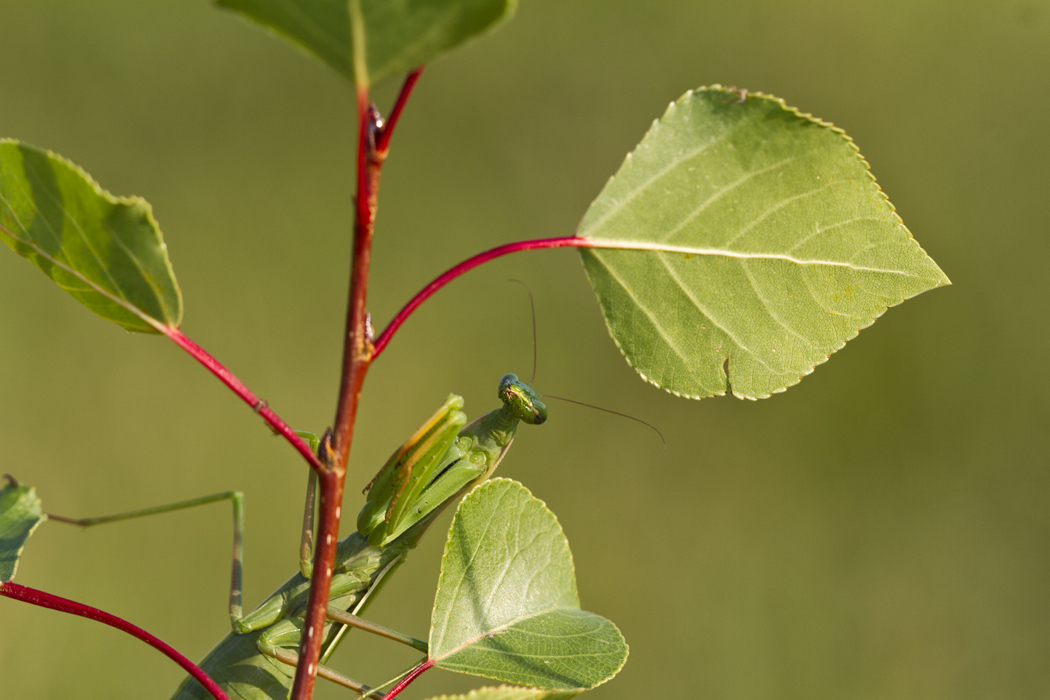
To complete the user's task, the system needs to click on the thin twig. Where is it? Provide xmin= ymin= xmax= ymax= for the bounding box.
xmin=373 ymin=236 xmax=599 ymax=358
xmin=381 ymin=658 xmax=434 ymax=700
xmin=377 ymin=67 xmax=424 ymax=155
xmin=163 ymin=327 xmax=321 ymax=470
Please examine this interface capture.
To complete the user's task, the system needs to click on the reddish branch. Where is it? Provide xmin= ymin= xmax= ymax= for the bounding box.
xmin=289 ymin=67 xmax=423 ymax=700
xmin=372 ymin=236 xmax=598 ymax=358
xmin=162 ymin=64 xmax=580 ymax=699
xmin=0 ymin=582 xmax=230 ymax=700
xmin=164 ymin=328 xmax=322 ymax=470
xmin=384 ymin=658 xmax=434 ymax=699
xmin=377 ymin=67 xmax=423 ymax=156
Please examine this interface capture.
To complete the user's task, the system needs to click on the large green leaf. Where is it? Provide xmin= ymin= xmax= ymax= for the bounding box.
xmin=0 ymin=140 xmax=182 ymax=334
xmin=430 ymin=479 xmax=627 ymax=690
xmin=0 ymin=477 xmax=46 ymax=583
xmin=577 ymin=86 xmax=950 ymax=400
xmin=215 ymin=0 xmax=517 ymax=87
xmin=423 ymin=687 xmax=580 ymax=700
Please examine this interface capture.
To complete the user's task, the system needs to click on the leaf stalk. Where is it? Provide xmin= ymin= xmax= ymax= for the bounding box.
xmin=163 ymin=327 xmax=322 ymax=470
xmin=373 ymin=236 xmax=600 ymax=358
xmin=380 ymin=658 xmax=434 ymax=699
xmin=0 ymin=582 xmax=230 ymax=700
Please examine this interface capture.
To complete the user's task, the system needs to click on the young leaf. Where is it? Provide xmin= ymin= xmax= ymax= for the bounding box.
xmin=0 ymin=478 xmax=46 ymax=583
xmin=430 ymin=479 xmax=627 ymax=690
xmin=423 ymin=686 xmax=580 ymax=700
xmin=577 ymin=86 xmax=950 ymax=400
xmin=215 ymin=0 xmax=517 ymax=88
xmin=0 ymin=140 xmax=183 ymax=334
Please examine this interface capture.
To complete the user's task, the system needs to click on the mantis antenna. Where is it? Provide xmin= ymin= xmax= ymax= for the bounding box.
xmin=507 ymin=278 xmax=665 ymax=452
xmin=507 ymin=278 xmax=538 ymax=385
xmin=542 ymin=393 xmax=667 ymax=452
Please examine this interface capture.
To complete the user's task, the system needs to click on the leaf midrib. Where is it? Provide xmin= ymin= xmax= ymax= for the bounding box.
xmin=432 ymin=605 xmax=601 ymax=661
xmin=583 ymin=240 xmax=934 ymax=278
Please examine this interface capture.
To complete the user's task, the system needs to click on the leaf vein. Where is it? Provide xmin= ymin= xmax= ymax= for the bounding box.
xmin=721 ymin=179 xmax=836 ymax=248
xmin=586 ymin=240 xmax=928 ymax=277
xmin=739 ymin=260 xmax=817 ymax=351
xmin=0 ymin=223 xmax=160 ymax=332
xmin=590 ymin=250 xmax=700 ymax=382
xmin=658 ymin=252 xmax=776 ymax=374
xmin=583 ymin=129 xmax=732 ymax=235
xmin=659 ymin=155 xmax=798 ymax=244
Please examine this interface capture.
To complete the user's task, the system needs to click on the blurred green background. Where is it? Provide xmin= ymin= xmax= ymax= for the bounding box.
xmin=0 ymin=1 xmax=1046 ymax=699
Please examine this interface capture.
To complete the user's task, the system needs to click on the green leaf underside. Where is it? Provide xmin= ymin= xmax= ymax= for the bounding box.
xmin=215 ymin=0 xmax=517 ymax=87
xmin=0 ymin=140 xmax=182 ymax=333
xmin=423 ymin=686 xmax=580 ymax=700
xmin=577 ymin=86 xmax=950 ymax=400
xmin=0 ymin=479 xmax=46 ymax=583
xmin=430 ymin=479 xmax=627 ymax=690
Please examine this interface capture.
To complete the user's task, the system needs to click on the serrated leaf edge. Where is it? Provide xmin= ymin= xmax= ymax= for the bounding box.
xmin=573 ymin=85 xmax=950 ymax=401
xmin=431 ymin=479 xmax=580 ymax=650
xmin=430 ymin=478 xmax=627 ymax=690
xmin=0 ymin=138 xmax=183 ymax=333
xmin=0 ymin=480 xmax=47 ymax=583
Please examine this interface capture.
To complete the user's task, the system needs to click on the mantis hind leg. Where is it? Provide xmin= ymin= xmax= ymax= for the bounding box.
xmin=48 ymin=491 xmax=248 ymax=629
xmin=255 ymin=619 xmax=381 ymax=698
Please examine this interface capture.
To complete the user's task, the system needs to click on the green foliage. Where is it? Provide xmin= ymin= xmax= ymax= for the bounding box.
xmin=0 ymin=478 xmax=45 ymax=583
xmin=0 ymin=140 xmax=182 ymax=334
xmin=215 ymin=0 xmax=516 ymax=87
xmin=0 ymin=4 xmax=955 ymax=699
xmin=578 ymin=86 xmax=949 ymax=400
xmin=430 ymin=479 xmax=628 ymax=690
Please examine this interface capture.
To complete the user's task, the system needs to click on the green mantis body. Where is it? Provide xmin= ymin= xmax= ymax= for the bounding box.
xmin=169 ymin=374 xmax=546 ymax=700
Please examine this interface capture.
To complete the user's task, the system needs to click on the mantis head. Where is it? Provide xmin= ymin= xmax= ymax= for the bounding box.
xmin=498 ymin=373 xmax=547 ymax=425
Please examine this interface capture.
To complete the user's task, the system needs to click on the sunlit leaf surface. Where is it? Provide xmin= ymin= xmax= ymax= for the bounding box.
xmin=577 ymin=86 xmax=949 ymax=400
xmin=0 ymin=140 xmax=182 ymax=333
xmin=0 ymin=478 xmax=45 ymax=583
xmin=430 ymin=479 xmax=627 ymax=690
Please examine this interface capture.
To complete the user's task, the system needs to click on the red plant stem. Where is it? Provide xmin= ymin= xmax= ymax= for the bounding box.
xmin=0 ymin=581 xmax=230 ymax=700
xmin=373 ymin=236 xmax=597 ymax=358
xmin=383 ymin=658 xmax=434 ymax=699
xmin=163 ymin=327 xmax=321 ymax=471
xmin=376 ymin=67 xmax=423 ymax=155
xmin=289 ymin=85 xmax=373 ymax=700
xmin=291 ymin=67 xmax=422 ymax=699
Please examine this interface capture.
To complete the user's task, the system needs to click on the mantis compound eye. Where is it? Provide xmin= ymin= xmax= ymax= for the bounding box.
xmin=498 ymin=373 xmax=548 ymax=425
xmin=526 ymin=399 xmax=548 ymax=425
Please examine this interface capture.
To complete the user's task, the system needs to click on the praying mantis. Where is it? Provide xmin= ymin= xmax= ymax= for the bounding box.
xmin=54 ymin=374 xmax=546 ymax=700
